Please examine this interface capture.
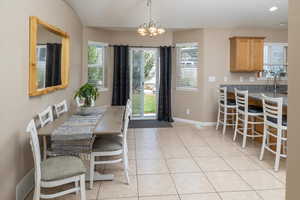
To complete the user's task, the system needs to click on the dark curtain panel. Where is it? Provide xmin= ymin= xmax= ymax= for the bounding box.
xmin=45 ymin=43 xmax=62 ymax=87
xmin=112 ymin=45 xmax=130 ymax=106
xmin=158 ymin=46 xmax=174 ymax=122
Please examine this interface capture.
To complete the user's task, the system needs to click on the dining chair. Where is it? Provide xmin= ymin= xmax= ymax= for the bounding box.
xmin=233 ymin=89 xmax=264 ymax=148
xmin=38 ymin=106 xmax=54 ymax=160
xmin=26 ymin=119 xmax=87 ymax=200
xmin=38 ymin=106 xmax=54 ymax=127
xmin=89 ymin=101 xmax=131 ymax=189
xmin=216 ymin=87 xmax=237 ymax=135
xmin=54 ymin=100 xmax=68 ymax=118
xmin=260 ymin=95 xmax=287 ymax=171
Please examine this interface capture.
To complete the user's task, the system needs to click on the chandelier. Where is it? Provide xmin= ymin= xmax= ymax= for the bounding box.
xmin=137 ymin=0 xmax=165 ymax=37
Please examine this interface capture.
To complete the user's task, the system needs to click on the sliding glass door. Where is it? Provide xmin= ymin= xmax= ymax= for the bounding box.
xmin=130 ymin=48 xmax=159 ymax=119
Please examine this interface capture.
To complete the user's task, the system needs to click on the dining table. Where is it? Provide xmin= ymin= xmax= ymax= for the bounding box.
xmin=38 ymin=105 xmax=125 ymax=181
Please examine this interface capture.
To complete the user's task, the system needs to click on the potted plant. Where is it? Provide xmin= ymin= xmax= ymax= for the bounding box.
xmin=74 ymin=83 xmax=99 ymax=107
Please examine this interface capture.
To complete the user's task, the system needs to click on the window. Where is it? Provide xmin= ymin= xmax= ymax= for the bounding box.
xmin=36 ymin=45 xmax=47 ymax=89
xmin=88 ymin=41 xmax=107 ymax=89
xmin=262 ymin=43 xmax=288 ymax=78
xmin=176 ymin=43 xmax=199 ymax=90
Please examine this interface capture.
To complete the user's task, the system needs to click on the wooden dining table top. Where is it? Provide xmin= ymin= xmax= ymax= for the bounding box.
xmin=38 ymin=106 xmax=125 ymax=137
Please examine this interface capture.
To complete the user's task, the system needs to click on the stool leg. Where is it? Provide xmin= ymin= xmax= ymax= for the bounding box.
xmin=260 ymin=124 xmax=268 ymax=161
xmin=242 ymin=115 xmax=248 ymax=148
xmin=216 ymin=104 xmax=221 ymax=130
xmin=222 ymin=107 xmax=227 ymax=135
xmin=233 ymin=112 xmax=239 ymax=141
xmin=274 ymin=129 xmax=283 ymax=171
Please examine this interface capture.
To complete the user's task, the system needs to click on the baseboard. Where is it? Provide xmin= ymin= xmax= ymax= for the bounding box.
xmin=173 ymin=117 xmax=216 ymax=127
xmin=16 ymin=168 xmax=34 ymax=200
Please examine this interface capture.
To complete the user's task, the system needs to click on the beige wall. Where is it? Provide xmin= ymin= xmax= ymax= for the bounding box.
xmin=286 ymin=0 xmax=300 ymax=199
xmin=0 ymin=0 xmax=82 ymax=199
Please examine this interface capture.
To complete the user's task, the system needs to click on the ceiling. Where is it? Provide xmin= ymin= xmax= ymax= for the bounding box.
xmin=65 ymin=0 xmax=288 ymax=29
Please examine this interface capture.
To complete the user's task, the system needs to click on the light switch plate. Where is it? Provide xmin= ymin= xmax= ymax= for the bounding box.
xmin=208 ymin=76 xmax=216 ymax=82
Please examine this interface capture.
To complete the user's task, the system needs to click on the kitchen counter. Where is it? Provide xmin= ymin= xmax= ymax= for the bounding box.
xmin=221 ymin=84 xmax=288 ymax=107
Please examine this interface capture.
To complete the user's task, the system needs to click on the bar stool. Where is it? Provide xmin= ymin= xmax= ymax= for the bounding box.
xmin=233 ymin=89 xmax=264 ymax=148
xmin=216 ymin=87 xmax=237 ymax=135
xmin=260 ymin=95 xmax=287 ymax=171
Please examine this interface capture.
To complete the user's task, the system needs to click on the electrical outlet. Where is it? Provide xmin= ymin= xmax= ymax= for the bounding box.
xmin=224 ymin=76 xmax=228 ymax=82
xmin=240 ymin=76 xmax=244 ymax=82
xmin=186 ymin=109 xmax=190 ymax=115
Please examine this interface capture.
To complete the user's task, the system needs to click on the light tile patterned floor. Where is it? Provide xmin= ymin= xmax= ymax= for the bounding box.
xmin=26 ymin=122 xmax=286 ymax=200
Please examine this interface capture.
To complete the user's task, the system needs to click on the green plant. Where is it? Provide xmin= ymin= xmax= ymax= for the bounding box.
xmin=74 ymin=83 xmax=99 ymax=107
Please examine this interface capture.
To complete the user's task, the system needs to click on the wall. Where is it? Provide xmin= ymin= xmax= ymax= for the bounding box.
xmin=0 ymin=0 xmax=83 ymax=199
xmin=286 ymin=0 xmax=300 ymax=199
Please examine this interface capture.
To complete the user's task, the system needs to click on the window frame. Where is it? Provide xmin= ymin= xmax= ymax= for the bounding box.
xmin=260 ymin=42 xmax=288 ymax=79
xmin=87 ymin=41 xmax=108 ymax=91
xmin=175 ymin=42 xmax=199 ymax=91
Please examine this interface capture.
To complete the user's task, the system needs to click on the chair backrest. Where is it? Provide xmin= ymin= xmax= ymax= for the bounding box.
xmin=262 ymin=94 xmax=283 ymax=127
xmin=26 ymin=120 xmax=41 ymax=186
xmin=235 ymin=89 xmax=249 ymax=113
xmin=217 ymin=87 xmax=227 ymax=105
xmin=54 ymin=100 xmax=68 ymax=118
xmin=38 ymin=106 xmax=54 ymax=127
xmin=76 ymin=97 xmax=95 ymax=107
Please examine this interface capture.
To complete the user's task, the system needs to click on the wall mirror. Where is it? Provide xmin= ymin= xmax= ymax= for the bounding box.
xmin=29 ymin=16 xmax=70 ymax=96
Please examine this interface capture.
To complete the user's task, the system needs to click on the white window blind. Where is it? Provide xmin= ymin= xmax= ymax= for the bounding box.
xmin=87 ymin=41 xmax=108 ymax=88
xmin=176 ymin=43 xmax=199 ymax=90
xmin=262 ymin=43 xmax=288 ymax=78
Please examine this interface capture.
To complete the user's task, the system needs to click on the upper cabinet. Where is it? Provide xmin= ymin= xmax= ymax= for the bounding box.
xmin=230 ymin=37 xmax=265 ymax=72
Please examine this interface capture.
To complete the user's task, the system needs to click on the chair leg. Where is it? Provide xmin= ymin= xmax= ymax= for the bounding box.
xmin=260 ymin=125 xmax=268 ymax=161
xmin=242 ymin=117 xmax=248 ymax=148
xmin=80 ymin=175 xmax=86 ymax=200
xmin=216 ymin=105 xmax=221 ymax=130
xmin=122 ymin=151 xmax=130 ymax=185
xmin=89 ymin=154 xmax=95 ymax=189
xmin=222 ymin=107 xmax=227 ymax=135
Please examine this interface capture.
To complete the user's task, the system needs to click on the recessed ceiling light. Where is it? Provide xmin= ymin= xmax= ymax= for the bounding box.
xmin=269 ymin=6 xmax=278 ymax=12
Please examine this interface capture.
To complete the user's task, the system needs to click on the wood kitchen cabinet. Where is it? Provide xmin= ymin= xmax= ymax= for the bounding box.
xmin=230 ymin=37 xmax=265 ymax=72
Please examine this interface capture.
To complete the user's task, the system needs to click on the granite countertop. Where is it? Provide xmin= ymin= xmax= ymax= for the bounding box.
xmin=223 ymin=85 xmax=288 ymax=106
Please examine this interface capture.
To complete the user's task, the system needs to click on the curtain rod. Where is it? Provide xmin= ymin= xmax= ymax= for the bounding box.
xmin=108 ymin=45 xmax=175 ymax=48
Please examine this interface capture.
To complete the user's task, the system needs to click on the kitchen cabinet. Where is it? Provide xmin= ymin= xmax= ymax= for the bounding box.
xmin=230 ymin=37 xmax=265 ymax=72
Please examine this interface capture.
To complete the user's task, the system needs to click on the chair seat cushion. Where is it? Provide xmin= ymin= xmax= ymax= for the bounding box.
xmin=93 ymin=135 xmax=123 ymax=152
xmin=267 ymin=116 xmax=287 ymax=126
xmin=220 ymin=99 xmax=236 ymax=106
xmin=238 ymin=105 xmax=263 ymax=113
xmin=41 ymin=156 xmax=86 ymax=181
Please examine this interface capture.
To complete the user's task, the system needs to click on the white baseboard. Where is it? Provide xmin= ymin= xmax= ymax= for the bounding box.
xmin=173 ymin=117 xmax=216 ymax=127
xmin=16 ymin=169 xmax=34 ymax=200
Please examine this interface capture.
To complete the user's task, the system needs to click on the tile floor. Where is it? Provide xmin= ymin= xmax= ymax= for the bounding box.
xmin=26 ymin=122 xmax=286 ymax=200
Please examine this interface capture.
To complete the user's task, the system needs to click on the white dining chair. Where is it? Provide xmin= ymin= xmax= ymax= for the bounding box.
xmin=260 ymin=95 xmax=287 ymax=171
xmin=54 ymin=100 xmax=68 ymax=118
xmin=38 ymin=106 xmax=54 ymax=160
xmin=233 ymin=89 xmax=264 ymax=148
xmin=89 ymin=101 xmax=131 ymax=189
xmin=216 ymin=87 xmax=237 ymax=135
xmin=38 ymin=106 xmax=54 ymax=127
xmin=26 ymin=119 xmax=87 ymax=200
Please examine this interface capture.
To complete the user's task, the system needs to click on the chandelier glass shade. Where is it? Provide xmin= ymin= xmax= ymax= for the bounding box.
xmin=137 ymin=0 xmax=165 ymax=37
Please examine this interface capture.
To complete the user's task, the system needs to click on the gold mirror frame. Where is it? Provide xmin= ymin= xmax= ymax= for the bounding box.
xmin=29 ymin=16 xmax=70 ymax=96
